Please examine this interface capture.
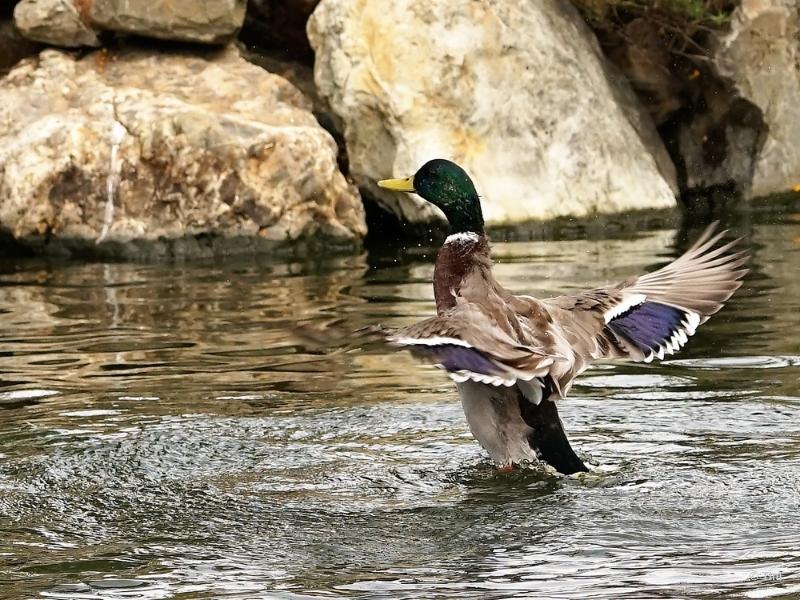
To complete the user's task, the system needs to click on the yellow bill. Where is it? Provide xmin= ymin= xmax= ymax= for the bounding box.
xmin=377 ymin=176 xmax=416 ymax=192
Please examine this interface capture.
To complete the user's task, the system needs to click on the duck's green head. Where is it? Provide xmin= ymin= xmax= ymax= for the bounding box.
xmin=378 ymin=159 xmax=484 ymax=234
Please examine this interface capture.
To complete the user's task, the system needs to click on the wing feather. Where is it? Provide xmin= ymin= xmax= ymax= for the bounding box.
xmin=544 ymin=222 xmax=748 ymax=365
xmin=388 ymin=304 xmax=557 ymax=393
xmin=310 ymin=223 xmax=747 ymax=398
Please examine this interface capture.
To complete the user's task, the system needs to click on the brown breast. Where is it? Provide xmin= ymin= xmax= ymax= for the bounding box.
xmin=433 ymin=233 xmax=491 ymax=315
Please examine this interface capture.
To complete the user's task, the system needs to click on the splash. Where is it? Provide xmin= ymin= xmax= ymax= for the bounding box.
xmin=96 ymin=120 xmax=127 ymax=244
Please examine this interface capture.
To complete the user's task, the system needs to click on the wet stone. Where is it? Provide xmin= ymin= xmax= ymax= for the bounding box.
xmin=13 ymin=0 xmax=100 ymax=47
xmin=0 ymin=46 xmax=365 ymax=259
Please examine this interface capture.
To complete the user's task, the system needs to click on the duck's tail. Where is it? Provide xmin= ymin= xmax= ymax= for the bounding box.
xmin=517 ymin=378 xmax=588 ymax=474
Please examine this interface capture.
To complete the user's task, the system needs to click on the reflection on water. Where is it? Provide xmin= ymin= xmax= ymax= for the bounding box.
xmin=1 ymin=213 xmax=799 ymax=599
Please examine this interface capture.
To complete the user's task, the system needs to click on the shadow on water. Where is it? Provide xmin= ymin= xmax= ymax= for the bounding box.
xmin=1 ymin=202 xmax=799 ymax=599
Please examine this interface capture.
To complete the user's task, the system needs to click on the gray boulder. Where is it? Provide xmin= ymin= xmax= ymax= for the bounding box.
xmin=13 ymin=0 xmax=246 ymax=47
xmin=0 ymin=47 xmax=366 ymax=258
xmin=89 ymin=0 xmax=246 ymax=44
xmin=308 ymin=0 xmax=677 ymax=226
xmin=715 ymin=0 xmax=800 ymax=198
xmin=14 ymin=0 xmax=99 ymax=47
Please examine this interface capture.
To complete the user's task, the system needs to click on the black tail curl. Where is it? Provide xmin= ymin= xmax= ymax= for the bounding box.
xmin=518 ymin=377 xmax=588 ymax=474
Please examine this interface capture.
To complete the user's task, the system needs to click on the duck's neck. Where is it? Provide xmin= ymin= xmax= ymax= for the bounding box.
xmin=433 ymin=231 xmax=491 ymax=315
xmin=442 ymin=197 xmax=484 ymax=235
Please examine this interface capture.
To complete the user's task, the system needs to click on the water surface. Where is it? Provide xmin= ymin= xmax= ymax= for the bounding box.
xmin=1 ymin=214 xmax=799 ymax=599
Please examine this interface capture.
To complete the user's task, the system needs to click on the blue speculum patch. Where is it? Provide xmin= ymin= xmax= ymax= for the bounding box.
xmin=608 ymin=301 xmax=688 ymax=355
xmin=411 ymin=344 xmax=502 ymax=375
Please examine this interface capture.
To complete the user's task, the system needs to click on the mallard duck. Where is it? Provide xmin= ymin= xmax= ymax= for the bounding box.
xmin=376 ymin=159 xmax=747 ymax=474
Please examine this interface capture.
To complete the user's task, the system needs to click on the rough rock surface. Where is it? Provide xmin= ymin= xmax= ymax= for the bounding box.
xmin=240 ymin=44 xmax=348 ymax=174
xmin=89 ymin=0 xmax=246 ymax=44
xmin=14 ymin=0 xmax=99 ymax=47
xmin=308 ymin=0 xmax=677 ymax=225
xmin=13 ymin=0 xmax=245 ymax=47
xmin=602 ymin=61 xmax=679 ymax=196
xmin=715 ymin=0 xmax=800 ymax=198
xmin=0 ymin=48 xmax=365 ymax=258
xmin=0 ymin=20 xmax=41 ymax=75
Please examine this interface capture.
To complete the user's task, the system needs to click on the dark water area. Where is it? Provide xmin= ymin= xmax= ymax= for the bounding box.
xmin=0 ymin=209 xmax=799 ymax=599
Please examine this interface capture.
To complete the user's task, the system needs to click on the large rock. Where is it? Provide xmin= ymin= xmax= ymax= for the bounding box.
xmin=13 ymin=0 xmax=246 ymax=47
xmin=239 ymin=44 xmax=349 ymax=174
xmin=14 ymin=0 xmax=99 ymax=47
xmin=714 ymin=0 xmax=800 ymax=198
xmin=89 ymin=0 xmax=246 ymax=44
xmin=0 ymin=47 xmax=366 ymax=258
xmin=307 ymin=0 xmax=677 ymax=225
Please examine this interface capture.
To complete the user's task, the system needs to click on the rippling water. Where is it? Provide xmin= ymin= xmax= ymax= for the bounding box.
xmin=1 ymin=213 xmax=799 ymax=599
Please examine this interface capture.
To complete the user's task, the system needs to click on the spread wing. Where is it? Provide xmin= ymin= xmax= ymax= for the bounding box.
xmin=303 ymin=223 xmax=746 ymax=400
xmin=386 ymin=301 xmax=562 ymax=403
xmin=543 ymin=222 xmax=748 ymax=364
